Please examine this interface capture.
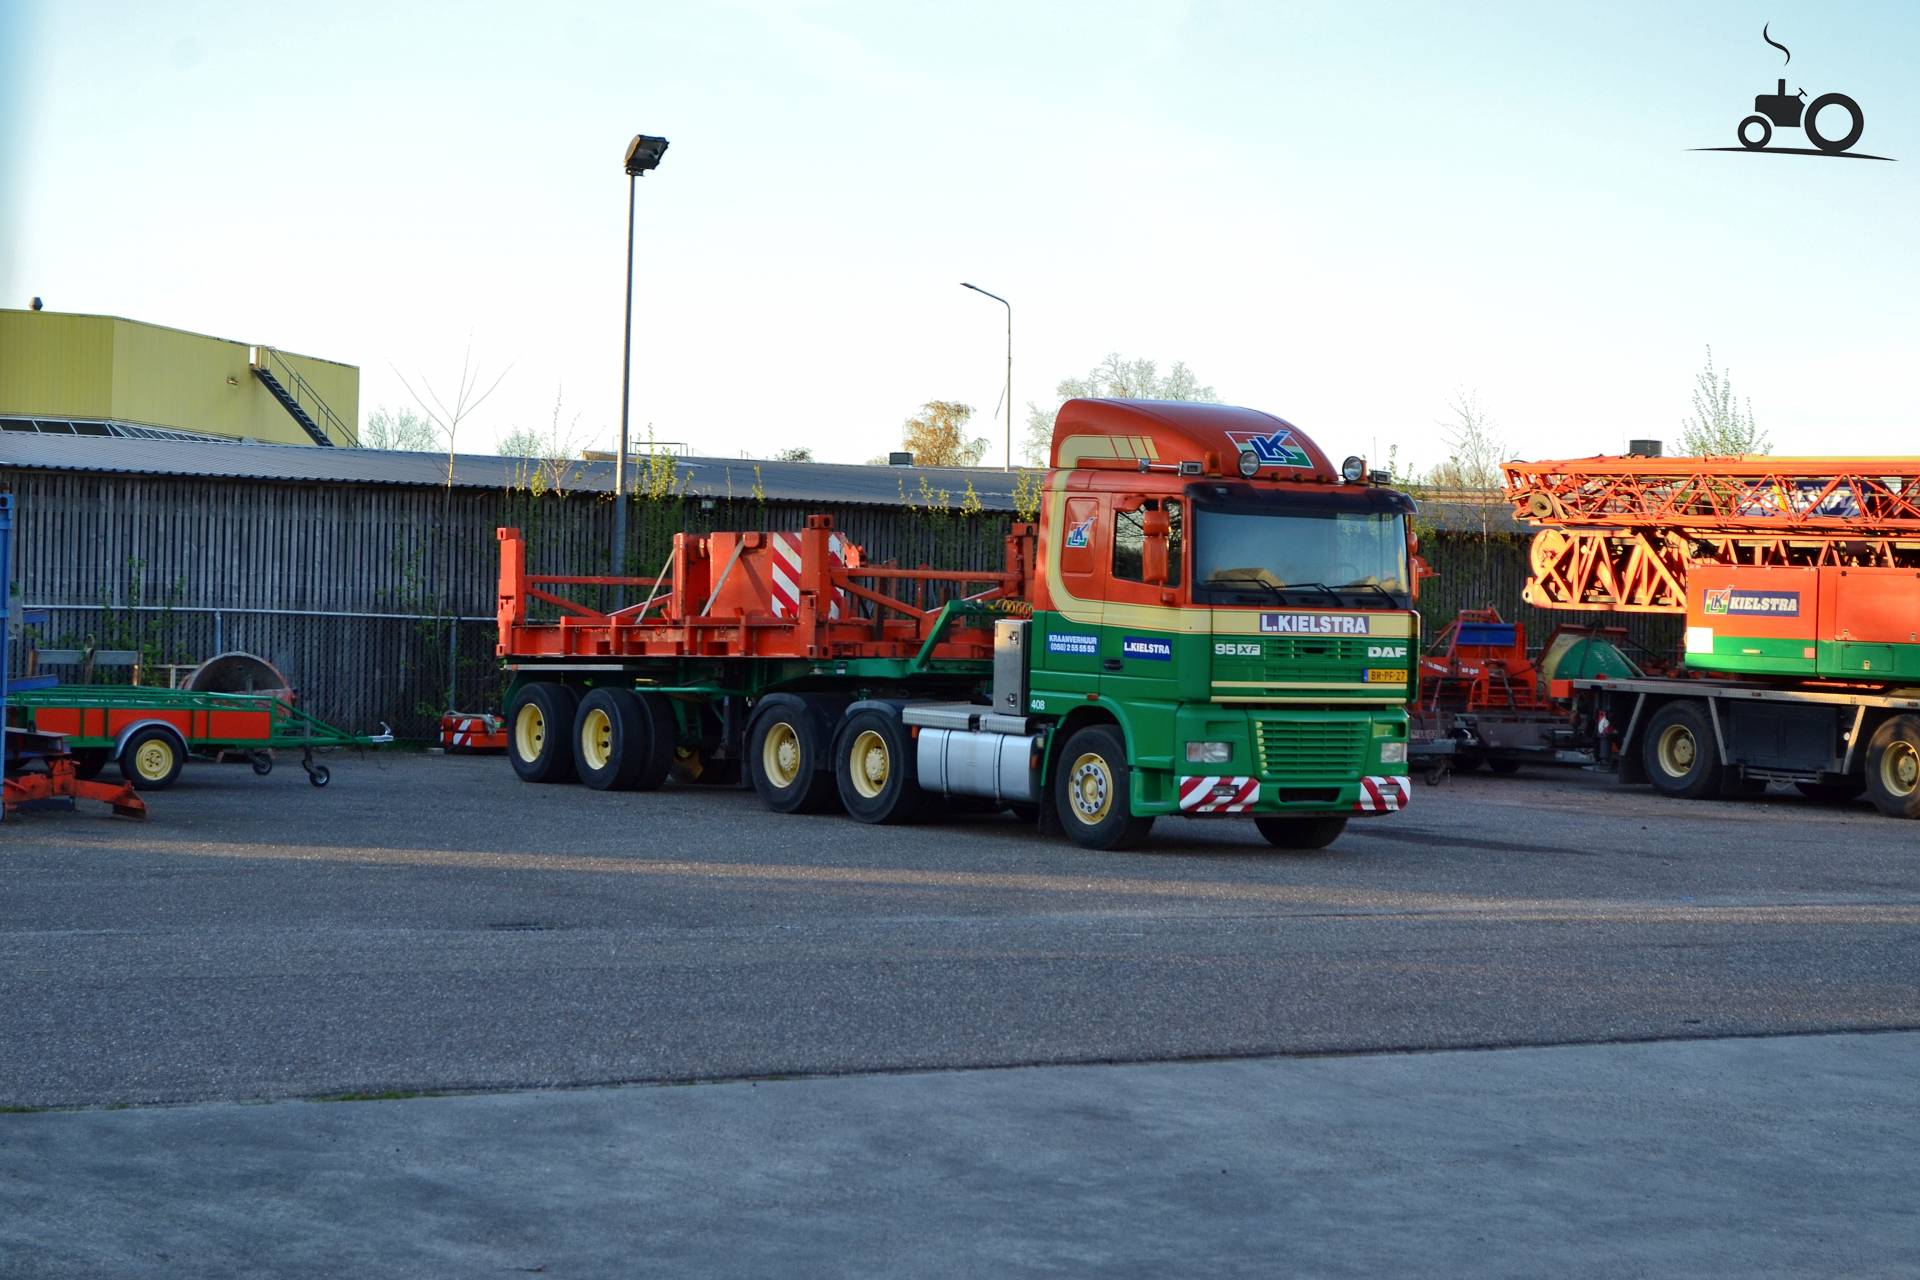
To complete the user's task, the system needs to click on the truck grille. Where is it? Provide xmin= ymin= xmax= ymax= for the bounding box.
xmin=1254 ymin=719 xmax=1369 ymax=779
xmin=1216 ymin=636 xmax=1377 ymax=684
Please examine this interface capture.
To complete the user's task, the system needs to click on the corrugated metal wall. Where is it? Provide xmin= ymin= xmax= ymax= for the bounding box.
xmin=4 ymin=468 xmax=1681 ymax=739
xmin=4 ymin=469 xmax=1021 ymax=739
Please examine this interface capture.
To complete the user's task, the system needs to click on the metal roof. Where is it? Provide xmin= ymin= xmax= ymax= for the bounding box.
xmin=0 ymin=432 xmax=1025 ymax=511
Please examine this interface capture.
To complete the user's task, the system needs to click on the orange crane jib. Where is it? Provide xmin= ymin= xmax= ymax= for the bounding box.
xmin=497 ymin=514 xmax=1037 ymax=662
xmin=1502 ymin=456 xmax=1920 ymax=614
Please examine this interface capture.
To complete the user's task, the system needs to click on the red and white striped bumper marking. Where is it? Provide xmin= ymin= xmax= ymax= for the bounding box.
xmin=768 ymin=532 xmax=850 ymax=619
xmin=1355 ymin=775 xmax=1411 ymax=813
xmin=1178 ymin=775 xmax=1260 ymax=813
xmin=440 ymin=713 xmax=505 ymax=751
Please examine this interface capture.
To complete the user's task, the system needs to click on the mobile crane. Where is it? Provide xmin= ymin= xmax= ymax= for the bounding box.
xmin=495 ymin=398 xmax=1419 ymax=850
xmin=1503 ymin=454 xmax=1920 ymax=818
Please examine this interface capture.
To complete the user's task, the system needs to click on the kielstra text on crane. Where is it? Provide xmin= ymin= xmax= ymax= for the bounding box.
xmin=495 ymin=399 xmax=1419 ymax=849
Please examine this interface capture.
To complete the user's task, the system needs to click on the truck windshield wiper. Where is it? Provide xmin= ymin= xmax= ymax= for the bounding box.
xmin=1278 ymin=582 xmax=1342 ymax=604
xmin=1203 ymin=575 xmax=1283 ymax=600
xmin=1337 ymin=582 xmax=1397 ymax=603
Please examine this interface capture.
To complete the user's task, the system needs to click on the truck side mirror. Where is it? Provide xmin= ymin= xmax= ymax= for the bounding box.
xmin=1141 ymin=507 xmax=1172 ymax=585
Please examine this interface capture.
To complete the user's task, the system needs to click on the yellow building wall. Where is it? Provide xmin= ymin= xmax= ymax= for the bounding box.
xmin=0 ymin=309 xmax=358 ymax=446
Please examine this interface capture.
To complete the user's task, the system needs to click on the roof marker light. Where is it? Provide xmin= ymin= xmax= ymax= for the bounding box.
xmin=1237 ymin=449 xmax=1260 ymax=478
xmin=1342 ymin=455 xmax=1366 ymax=483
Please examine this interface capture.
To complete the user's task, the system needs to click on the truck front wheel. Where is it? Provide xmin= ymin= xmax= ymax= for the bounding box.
xmin=1641 ymin=701 xmax=1723 ymax=800
xmin=1053 ymin=725 xmax=1153 ymax=851
xmin=1254 ymin=816 xmax=1347 ymax=850
xmin=1865 ymin=715 xmax=1920 ymax=819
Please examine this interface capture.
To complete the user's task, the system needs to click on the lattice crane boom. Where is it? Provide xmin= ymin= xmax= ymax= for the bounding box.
xmin=1503 ymin=456 xmax=1920 ymax=612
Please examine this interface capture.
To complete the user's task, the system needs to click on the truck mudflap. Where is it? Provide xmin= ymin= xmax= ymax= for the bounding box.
xmin=1355 ymin=775 xmax=1411 ymax=813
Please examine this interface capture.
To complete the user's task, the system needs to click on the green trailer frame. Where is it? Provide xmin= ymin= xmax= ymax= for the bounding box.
xmin=5 ymin=685 xmax=393 ymax=790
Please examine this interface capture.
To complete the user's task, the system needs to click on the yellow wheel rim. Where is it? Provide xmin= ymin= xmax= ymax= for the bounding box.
xmin=580 ymin=707 xmax=614 ymax=772
xmin=135 ymin=739 xmax=175 ymax=781
xmin=1655 ymin=724 xmax=1696 ymax=778
xmin=1883 ymin=740 xmax=1919 ymax=798
xmin=514 ymin=703 xmax=546 ymax=762
xmin=1067 ymin=751 xmax=1114 ymax=825
xmin=762 ymin=721 xmax=803 ymax=789
xmin=850 ymin=729 xmax=890 ymax=800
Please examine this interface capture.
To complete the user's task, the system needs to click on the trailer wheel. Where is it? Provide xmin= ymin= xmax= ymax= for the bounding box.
xmin=1254 ymin=815 xmax=1348 ymax=850
xmin=573 ymin=687 xmax=675 ymax=792
xmin=833 ymin=708 xmax=927 ymax=824
xmin=507 ymin=683 xmax=580 ymax=784
xmin=1865 ymin=715 xmax=1920 ymax=819
xmin=1641 ymin=700 xmax=1723 ymax=800
xmin=1487 ymin=758 xmax=1522 ymax=776
xmin=120 ymin=728 xmax=186 ymax=791
xmin=1053 ymin=725 xmax=1153 ymax=851
xmin=747 ymin=696 xmax=839 ymax=814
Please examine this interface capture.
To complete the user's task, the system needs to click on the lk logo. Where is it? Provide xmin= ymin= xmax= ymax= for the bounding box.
xmin=1696 ymin=24 xmax=1891 ymax=161
xmin=1225 ymin=430 xmax=1311 ymax=469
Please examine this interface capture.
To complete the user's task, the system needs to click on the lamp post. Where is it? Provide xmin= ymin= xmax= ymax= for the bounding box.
xmin=960 ymin=282 xmax=1011 ymax=471
xmin=613 ymin=133 xmax=670 ymax=572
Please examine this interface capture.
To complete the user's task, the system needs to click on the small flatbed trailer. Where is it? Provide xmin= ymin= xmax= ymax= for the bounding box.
xmin=6 ymin=685 xmax=392 ymax=790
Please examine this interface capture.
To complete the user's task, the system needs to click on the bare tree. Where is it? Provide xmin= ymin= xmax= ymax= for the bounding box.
xmin=391 ymin=345 xmax=511 ymax=713
xmin=1679 ymin=346 xmax=1768 ymax=455
xmin=1021 ymin=353 xmax=1218 ymax=464
xmin=1425 ymin=392 xmax=1507 ymax=492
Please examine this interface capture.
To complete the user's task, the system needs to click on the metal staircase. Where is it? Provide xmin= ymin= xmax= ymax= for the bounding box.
xmin=250 ymin=347 xmax=357 ymax=446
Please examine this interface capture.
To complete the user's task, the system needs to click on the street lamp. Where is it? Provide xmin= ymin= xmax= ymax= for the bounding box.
xmin=613 ymin=133 xmax=670 ymax=572
xmin=960 ymin=282 xmax=1011 ymax=471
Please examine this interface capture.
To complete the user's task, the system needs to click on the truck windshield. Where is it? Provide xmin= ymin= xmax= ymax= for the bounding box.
xmin=1191 ymin=507 xmax=1409 ymax=605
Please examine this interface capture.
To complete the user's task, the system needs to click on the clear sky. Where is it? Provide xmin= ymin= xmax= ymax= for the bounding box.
xmin=5 ymin=0 xmax=1917 ymax=470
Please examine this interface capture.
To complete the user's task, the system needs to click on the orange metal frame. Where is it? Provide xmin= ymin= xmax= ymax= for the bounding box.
xmin=3 ymin=754 xmax=146 ymax=819
xmin=1503 ymin=456 xmax=1920 ymax=612
xmin=499 ymin=515 xmax=1038 ymax=663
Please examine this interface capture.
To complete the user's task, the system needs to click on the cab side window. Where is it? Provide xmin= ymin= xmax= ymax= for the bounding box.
xmin=1112 ymin=498 xmax=1182 ymax=587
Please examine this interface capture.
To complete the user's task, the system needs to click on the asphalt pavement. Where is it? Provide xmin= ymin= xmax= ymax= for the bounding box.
xmin=3 ymin=753 xmax=1917 ymax=1274
xmin=2 ymin=755 xmax=1917 ymax=1106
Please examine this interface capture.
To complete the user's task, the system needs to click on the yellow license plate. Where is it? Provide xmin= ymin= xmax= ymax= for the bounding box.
xmin=1365 ymin=668 xmax=1408 ymax=683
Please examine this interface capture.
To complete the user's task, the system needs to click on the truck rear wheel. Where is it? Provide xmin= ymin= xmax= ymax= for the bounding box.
xmin=573 ymin=687 xmax=675 ymax=792
xmin=508 ymin=682 xmax=580 ymax=784
xmin=1254 ymin=815 xmax=1348 ymax=850
xmin=1641 ymin=701 xmax=1723 ymax=800
xmin=748 ymin=696 xmax=839 ymax=814
xmin=833 ymin=708 xmax=926 ymax=824
xmin=1865 ymin=715 xmax=1920 ymax=819
xmin=1053 ymin=725 xmax=1153 ymax=851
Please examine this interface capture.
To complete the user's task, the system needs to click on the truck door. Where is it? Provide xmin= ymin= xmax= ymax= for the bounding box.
xmin=1030 ymin=494 xmax=1105 ymax=704
xmin=1102 ymin=495 xmax=1186 ymax=707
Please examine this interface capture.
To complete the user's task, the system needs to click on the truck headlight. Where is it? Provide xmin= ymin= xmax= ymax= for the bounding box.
xmin=1185 ymin=741 xmax=1232 ymax=764
xmin=1379 ymin=742 xmax=1407 ymax=764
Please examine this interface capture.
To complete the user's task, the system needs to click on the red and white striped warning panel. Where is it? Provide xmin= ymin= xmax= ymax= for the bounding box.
xmin=768 ymin=532 xmax=850 ymax=619
xmin=1354 ymin=775 xmax=1411 ymax=813
xmin=1177 ymin=775 xmax=1260 ymax=813
xmin=440 ymin=712 xmax=507 ymax=753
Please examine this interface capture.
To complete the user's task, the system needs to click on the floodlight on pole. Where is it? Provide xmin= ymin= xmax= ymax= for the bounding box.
xmin=960 ymin=282 xmax=1011 ymax=472
xmin=613 ymin=133 xmax=670 ymax=574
